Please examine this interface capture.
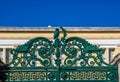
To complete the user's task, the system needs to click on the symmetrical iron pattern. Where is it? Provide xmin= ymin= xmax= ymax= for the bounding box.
xmin=4 ymin=27 xmax=118 ymax=82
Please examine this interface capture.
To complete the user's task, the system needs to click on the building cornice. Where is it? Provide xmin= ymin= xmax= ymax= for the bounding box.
xmin=0 ymin=27 xmax=120 ymax=32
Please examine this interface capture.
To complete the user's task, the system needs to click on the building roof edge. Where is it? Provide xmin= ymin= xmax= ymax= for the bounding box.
xmin=0 ymin=26 xmax=120 ymax=32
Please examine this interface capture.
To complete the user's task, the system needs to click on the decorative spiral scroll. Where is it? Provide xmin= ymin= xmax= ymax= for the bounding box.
xmin=9 ymin=37 xmax=53 ymax=67
xmin=62 ymin=37 xmax=87 ymax=66
xmin=62 ymin=37 xmax=108 ymax=67
xmin=27 ymin=37 xmax=53 ymax=67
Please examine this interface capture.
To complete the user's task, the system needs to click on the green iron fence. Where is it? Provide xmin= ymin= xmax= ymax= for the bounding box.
xmin=1 ymin=27 xmax=118 ymax=82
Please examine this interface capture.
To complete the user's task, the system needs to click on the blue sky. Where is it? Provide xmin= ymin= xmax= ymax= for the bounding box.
xmin=0 ymin=0 xmax=120 ymax=27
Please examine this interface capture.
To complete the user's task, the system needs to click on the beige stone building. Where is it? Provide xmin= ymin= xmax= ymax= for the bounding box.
xmin=0 ymin=27 xmax=120 ymax=65
xmin=0 ymin=27 xmax=120 ymax=81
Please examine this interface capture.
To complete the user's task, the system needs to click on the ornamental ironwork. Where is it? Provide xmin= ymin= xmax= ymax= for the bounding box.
xmin=2 ymin=27 xmax=118 ymax=82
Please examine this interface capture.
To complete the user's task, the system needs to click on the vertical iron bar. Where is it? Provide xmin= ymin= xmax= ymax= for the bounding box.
xmin=8 ymin=72 xmax=10 ymax=82
xmin=54 ymin=38 xmax=61 ymax=82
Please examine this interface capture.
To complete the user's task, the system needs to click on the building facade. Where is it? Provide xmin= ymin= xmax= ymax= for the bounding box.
xmin=0 ymin=27 xmax=120 ymax=65
xmin=0 ymin=27 xmax=120 ymax=81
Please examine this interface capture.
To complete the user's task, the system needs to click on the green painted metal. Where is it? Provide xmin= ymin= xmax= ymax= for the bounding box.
xmin=2 ymin=27 xmax=118 ymax=82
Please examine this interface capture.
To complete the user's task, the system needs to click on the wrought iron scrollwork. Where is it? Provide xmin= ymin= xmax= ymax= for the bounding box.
xmin=61 ymin=72 xmax=69 ymax=80
xmin=9 ymin=37 xmax=53 ymax=67
xmin=62 ymin=37 xmax=109 ymax=67
xmin=9 ymin=27 xmax=110 ymax=67
xmin=5 ymin=27 xmax=118 ymax=82
xmin=62 ymin=37 xmax=87 ymax=66
xmin=48 ymin=72 xmax=56 ymax=80
xmin=108 ymin=71 xmax=117 ymax=80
